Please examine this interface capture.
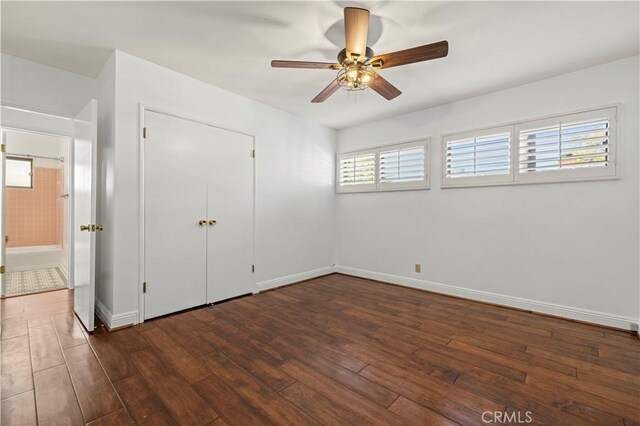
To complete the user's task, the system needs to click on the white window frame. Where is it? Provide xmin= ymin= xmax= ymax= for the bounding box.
xmin=336 ymin=138 xmax=430 ymax=193
xmin=441 ymin=125 xmax=514 ymax=188
xmin=441 ymin=105 xmax=618 ymax=189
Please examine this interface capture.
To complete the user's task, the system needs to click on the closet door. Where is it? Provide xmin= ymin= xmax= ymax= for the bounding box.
xmin=144 ymin=112 xmax=212 ymax=319
xmin=206 ymin=127 xmax=254 ymax=303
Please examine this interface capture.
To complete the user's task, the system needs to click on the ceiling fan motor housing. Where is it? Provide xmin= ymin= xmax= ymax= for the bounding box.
xmin=338 ymin=47 xmax=375 ymax=64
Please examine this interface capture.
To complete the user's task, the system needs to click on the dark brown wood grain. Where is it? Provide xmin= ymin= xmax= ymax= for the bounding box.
xmin=28 ymin=323 xmax=65 ymax=372
xmin=1 ymin=275 xmax=639 ymax=425
xmin=85 ymin=409 xmax=135 ymax=426
xmin=389 ymin=396 xmax=459 ymax=426
xmin=369 ymin=73 xmax=402 ymax=100
xmin=1 ymin=390 xmax=37 ymax=426
xmin=311 ymin=79 xmax=340 ymax=103
xmin=140 ymin=326 xmax=211 ymax=383
xmin=271 ymin=60 xmax=339 ymax=69
xmin=33 ymin=364 xmax=85 ymax=426
xmin=373 ymin=40 xmax=449 ymax=69
xmin=63 ymin=344 xmax=122 ymax=422
xmin=1 ymin=335 xmax=33 ymax=399
xmin=130 ymin=349 xmax=218 ymax=424
xmin=201 ymin=352 xmax=318 ymax=425
xmin=86 ymin=327 xmax=139 ymax=383
xmin=51 ymin=312 xmax=87 ymax=349
xmin=112 ymin=375 xmax=176 ymax=425
xmin=194 ymin=373 xmax=275 ymax=425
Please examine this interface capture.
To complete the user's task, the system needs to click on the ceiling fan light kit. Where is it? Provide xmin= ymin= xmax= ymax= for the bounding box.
xmin=336 ymin=47 xmax=376 ymax=91
xmin=271 ymin=7 xmax=449 ymax=103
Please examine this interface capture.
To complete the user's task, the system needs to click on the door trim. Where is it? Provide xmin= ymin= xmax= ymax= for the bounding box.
xmin=138 ymin=104 xmax=256 ymax=323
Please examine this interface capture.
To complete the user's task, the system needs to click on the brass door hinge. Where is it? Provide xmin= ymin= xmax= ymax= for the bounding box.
xmin=1 ymin=144 xmax=5 ymax=153
xmin=143 ymin=127 xmax=147 ymax=139
xmin=251 ymin=265 xmax=255 ymax=273
xmin=0 ymin=266 xmax=5 ymax=274
xmin=143 ymin=282 xmax=147 ymax=293
xmin=252 ymin=149 xmax=255 ymax=158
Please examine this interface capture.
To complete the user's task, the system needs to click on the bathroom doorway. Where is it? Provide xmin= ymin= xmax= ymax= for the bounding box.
xmin=1 ymin=129 xmax=71 ymax=297
xmin=1 ymin=100 xmax=98 ymax=332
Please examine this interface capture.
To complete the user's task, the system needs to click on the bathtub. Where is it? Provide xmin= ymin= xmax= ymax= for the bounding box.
xmin=6 ymin=245 xmax=68 ymax=277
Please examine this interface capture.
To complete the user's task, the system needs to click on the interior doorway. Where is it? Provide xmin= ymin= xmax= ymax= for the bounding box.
xmin=1 ymin=129 xmax=71 ymax=297
xmin=0 ymin=99 xmax=98 ymax=332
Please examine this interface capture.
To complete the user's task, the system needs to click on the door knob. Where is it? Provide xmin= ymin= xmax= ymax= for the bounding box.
xmin=198 ymin=220 xmax=207 ymax=226
xmin=80 ymin=225 xmax=90 ymax=232
xmin=208 ymin=219 xmax=217 ymax=226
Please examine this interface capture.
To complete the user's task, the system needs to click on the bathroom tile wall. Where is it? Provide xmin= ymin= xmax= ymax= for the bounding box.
xmin=6 ymin=167 xmax=64 ymax=247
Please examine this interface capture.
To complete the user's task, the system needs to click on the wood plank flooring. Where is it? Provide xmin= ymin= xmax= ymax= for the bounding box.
xmin=1 ymin=274 xmax=638 ymax=425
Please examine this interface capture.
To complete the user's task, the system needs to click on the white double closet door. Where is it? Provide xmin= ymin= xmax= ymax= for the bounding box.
xmin=144 ymin=111 xmax=254 ymax=320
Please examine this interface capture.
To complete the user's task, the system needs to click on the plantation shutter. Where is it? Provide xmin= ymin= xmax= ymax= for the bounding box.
xmin=337 ymin=151 xmax=376 ymax=191
xmin=442 ymin=125 xmax=514 ymax=187
xmin=519 ymin=119 xmax=610 ymax=173
xmin=515 ymin=107 xmax=616 ymax=182
xmin=379 ymin=142 xmax=427 ymax=189
xmin=445 ymin=132 xmax=511 ymax=178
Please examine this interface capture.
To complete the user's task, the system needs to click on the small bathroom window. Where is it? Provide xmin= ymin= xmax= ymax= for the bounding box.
xmin=6 ymin=157 xmax=33 ymax=188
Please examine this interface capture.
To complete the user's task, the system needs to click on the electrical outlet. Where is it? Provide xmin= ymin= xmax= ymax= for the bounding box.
xmin=415 ymin=263 xmax=421 ymax=273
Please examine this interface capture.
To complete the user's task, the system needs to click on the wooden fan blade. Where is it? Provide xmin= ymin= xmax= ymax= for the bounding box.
xmin=271 ymin=60 xmax=340 ymax=69
xmin=344 ymin=7 xmax=370 ymax=58
xmin=372 ymin=40 xmax=448 ymax=69
xmin=311 ymin=79 xmax=340 ymax=103
xmin=369 ymin=73 xmax=401 ymax=100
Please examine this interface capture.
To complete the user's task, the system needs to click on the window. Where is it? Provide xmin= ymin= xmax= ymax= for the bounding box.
xmin=379 ymin=143 xmax=427 ymax=190
xmin=442 ymin=126 xmax=513 ymax=187
xmin=441 ymin=106 xmax=617 ymax=188
xmin=337 ymin=151 xmax=376 ymax=191
xmin=337 ymin=139 xmax=429 ymax=193
xmin=516 ymin=107 xmax=616 ymax=183
xmin=6 ymin=157 xmax=33 ymax=188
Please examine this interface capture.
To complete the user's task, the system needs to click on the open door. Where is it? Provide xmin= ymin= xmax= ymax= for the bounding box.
xmin=73 ymin=100 xmax=97 ymax=332
xmin=0 ymin=131 xmax=5 ymax=297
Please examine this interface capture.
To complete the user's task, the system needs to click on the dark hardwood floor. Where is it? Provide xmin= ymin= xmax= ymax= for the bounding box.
xmin=1 ymin=274 xmax=639 ymax=425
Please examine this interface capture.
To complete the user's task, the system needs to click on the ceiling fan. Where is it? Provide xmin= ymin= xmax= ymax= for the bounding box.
xmin=271 ymin=7 xmax=449 ymax=103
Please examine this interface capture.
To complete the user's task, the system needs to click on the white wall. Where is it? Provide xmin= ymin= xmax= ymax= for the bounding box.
xmin=95 ymin=53 xmax=117 ymax=312
xmin=1 ymin=54 xmax=96 ymax=117
xmin=336 ymin=56 xmax=640 ymax=329
xmin=101 ymin=51 xmax=336 ymax=322
xmin=4 ymin=130 xmax=67 ymax=167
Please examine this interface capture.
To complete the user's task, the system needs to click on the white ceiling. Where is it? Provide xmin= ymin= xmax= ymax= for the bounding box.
xmin=2 ymin=1 xmax=638 ymax=129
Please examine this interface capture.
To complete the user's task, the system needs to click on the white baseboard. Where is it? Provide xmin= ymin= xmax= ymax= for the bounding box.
xmin=257 ymin=266 xmax=335 ymax=292
xmin=335 ymin=265 xmax=638 ymax=331
xmin=95 ymin=299 xmax=138 ymax=330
